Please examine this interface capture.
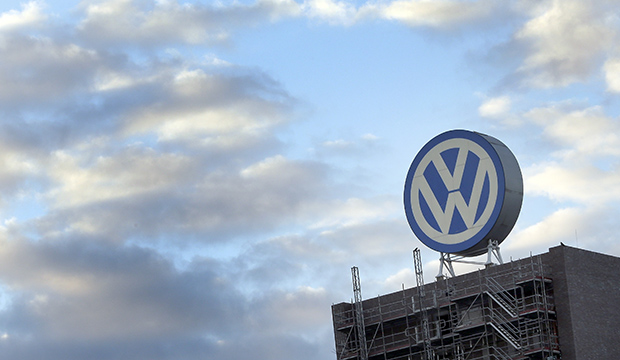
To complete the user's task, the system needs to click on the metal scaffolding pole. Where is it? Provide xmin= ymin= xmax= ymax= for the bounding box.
xmin=352 ymin=266 xmax=368 ymax=360
xmin=413 ymin=248 xmax=433 ymax=360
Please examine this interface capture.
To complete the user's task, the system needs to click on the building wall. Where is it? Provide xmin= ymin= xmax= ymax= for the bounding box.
xmin=547 ymin=245 xmax=620 ymax=360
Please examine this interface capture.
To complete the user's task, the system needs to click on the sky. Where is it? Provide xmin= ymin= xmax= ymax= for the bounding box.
xmin=0 ymin=0 xmax=619 ymax=359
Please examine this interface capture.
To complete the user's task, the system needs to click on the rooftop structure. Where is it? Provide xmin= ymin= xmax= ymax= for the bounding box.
xmin=331 ymin=245 xmax=620 ymax=360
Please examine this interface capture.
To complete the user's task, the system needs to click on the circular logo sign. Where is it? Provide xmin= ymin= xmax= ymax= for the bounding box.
xmin=404 ymin=130 xmax=523 ymax=256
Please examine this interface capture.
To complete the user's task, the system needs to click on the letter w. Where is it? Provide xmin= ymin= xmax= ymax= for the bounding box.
xmin=418 ymin=151 xmax=492 ymax=234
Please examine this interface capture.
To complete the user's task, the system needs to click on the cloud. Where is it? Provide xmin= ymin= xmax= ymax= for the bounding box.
xmin=378 ymin=0 xmax=500 ymax=29
xmin=0 ymin=237 xmax=338 ymax=360
xmin=121 ymin=67 xmax=296 ymax=146
xmin=506 ymin=202 xmax=620 ymax=258
xmin=512 ymin=0 xmax=618 ymax=88
xmin=478 ymin=95 xmax=511 ymax=118
xmin=383 ymin=267 xmax=414 ymax=290
xmin=73 ymin=0 xmax=516 ymax=35
xmin=0 ymin=144 xmax=38 ymax=204
xmin=0 ymin=36 xmax=100 ymax=109
xmin=604 ymin=57 xmax=620 ymax=93
xmin=0 ymin=240 xmax=244 ymax=341
xmin=76 ymin=0 xmax=302 ymax=47
xmin=0 ymin=0 xmax=314 ymax=246
xmin=0 ymin=15 xmax=358 ymax=360
xmin=319 ymin=218 xmax=414 ymax=261
xmin=303 ymin=0 xmax=358 ymax=25
xmin=316 ymin=133 xmax=380 ymax=158
xmin=309 ymin=196 xmax=398 ymax=229
xmin=251 ymin=286 xmax=332 ymax=333
xmin=506 ymin=207 xmax=585 ymax=251
xmin=524 ymin=103 xmax=620 ymax=159
xmin=0 ymin=1 xmax=46 ymax=33
xmin=525 ymin=161 xmax=620 ymax=206
xmin=46 ymin=146 xmax=195 ymax=209
xmin=0 ymin=32 xmax=314 ymax=246
xmin=29 ymin=152 xmax=332 ymax=245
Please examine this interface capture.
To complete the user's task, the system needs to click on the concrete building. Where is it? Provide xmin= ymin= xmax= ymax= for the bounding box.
xmin=331 ymin=245 xmax=620 ymax=360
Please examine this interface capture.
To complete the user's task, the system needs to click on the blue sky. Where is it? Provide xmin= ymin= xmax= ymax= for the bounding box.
xmin=0 ymin=0 xmax=619 ymax=359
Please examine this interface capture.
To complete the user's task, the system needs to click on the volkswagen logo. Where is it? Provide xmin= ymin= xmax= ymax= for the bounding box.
xmin=404 ymin=130 xmax=523 ymax=256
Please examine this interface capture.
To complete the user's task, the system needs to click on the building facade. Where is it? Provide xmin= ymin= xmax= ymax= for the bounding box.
xmin=331 ymin=245 xmax=620 ymax=360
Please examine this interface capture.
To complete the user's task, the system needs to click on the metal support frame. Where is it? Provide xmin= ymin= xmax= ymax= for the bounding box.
xmin=437 ymin=252 xmax=457 ymax=279
xmin=436 ymin=239 xmax=504 ymax=279
xmin=486 ymin=240 xmax=504 ymax=266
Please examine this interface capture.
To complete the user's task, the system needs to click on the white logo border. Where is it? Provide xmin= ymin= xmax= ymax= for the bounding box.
xmin=409 ymin=138 xmax=499 ymax=245
xmin=404 ymin=130 xmax=507 ymax=255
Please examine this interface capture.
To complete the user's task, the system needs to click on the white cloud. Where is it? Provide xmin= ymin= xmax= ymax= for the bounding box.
xmin=514 ymin=0 xmax=617 ymax=88
xmin=479 ymin=95 xmax=511 ymax=118
xmin=510 ymin=102 xmax=620 ymax=210
xmin=0 ymin=36 xmax=100 ymax=106
xmin=240 ymin=154 xmax=292 ymax=178
xmin=122 ymin=68 xmax=293 ymax=146
xmin=310 ymin=196 xmax=398 ymax=229
xmin=361 ymin=133 xmax=378 ymax=141
xmin=383 ymin=267 xmax=414 ymax=290
xmin=322 ymin=138 xmax=353 ymax=149
xmin=604 ymin=57 xmax=620 ymax=93
xmin=302 ymin=0 xmax=357 ymax=25
xmin=258 ymin=0 xmax=304 ymax=20
xmin=204 ymin=54 xmax=232 ymax=67
xmin=317 ymin=217 xmax=414 ymax=262
xmin=504 ymin=204 xmax=620 ymax=258
xmin=316 ymin=133 xmax=380 ymax=158
xmin=379 ymin=0 xmax=498 ymax=29
xmin=253 ymin=286 xmax=331 ymax=333
xmin=46 ymin=146 xmax=194 ymax=209
xmin=524 ymin=104 xmax=620 ymax=159
xmin=93 ymin=70 xmax=141 ymax=92
xmin=31 ymin=149 xmax=333 ymax=243
xmin=525 ymin=162 xmax=620 ymax=205
xmin=77 ymin=0 xmax=302 ymax=47
xmin=0 ymin=1 xmax=46 ymax=33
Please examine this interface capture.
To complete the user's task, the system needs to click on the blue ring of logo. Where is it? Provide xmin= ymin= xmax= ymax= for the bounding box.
xmin=404 ymin=130 xmax=506 ymax=254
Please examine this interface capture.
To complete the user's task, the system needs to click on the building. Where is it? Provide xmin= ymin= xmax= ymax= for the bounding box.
xmin=331 ymin=245 xmax=620 ymax=360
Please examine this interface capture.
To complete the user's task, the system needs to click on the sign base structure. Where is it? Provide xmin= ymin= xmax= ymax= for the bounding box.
xmin=436 ymin=239 xmax=504 ymax=279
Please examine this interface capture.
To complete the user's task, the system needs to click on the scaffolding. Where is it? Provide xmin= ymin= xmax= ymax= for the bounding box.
xmin=332 ymin=253 xmax=560 ymax=360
